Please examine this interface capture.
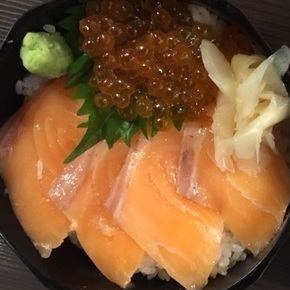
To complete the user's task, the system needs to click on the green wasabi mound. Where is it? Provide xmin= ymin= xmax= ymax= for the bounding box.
xmin=20 ymin=32 xmax=73 ymax=79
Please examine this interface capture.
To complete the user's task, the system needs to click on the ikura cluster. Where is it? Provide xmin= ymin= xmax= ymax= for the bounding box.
xmin=80 ymin=0 xmax=250 ymax=128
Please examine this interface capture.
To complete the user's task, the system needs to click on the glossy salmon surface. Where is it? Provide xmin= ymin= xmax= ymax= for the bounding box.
xmin=0 ymin=79 xmax=84 ymax=257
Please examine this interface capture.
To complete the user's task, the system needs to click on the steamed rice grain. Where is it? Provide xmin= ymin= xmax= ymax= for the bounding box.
xmin=137 ymin=230 xmax=247 ymax=282
xmin=43 ymin=24 xmax=56 ymax=34
xmin=211 ymin=230 xmax=247 ymax=278
xmin=16 ymin=74 xmax=48 ymax=96
xmin=189 ymin=4 xmax=223 ymax=33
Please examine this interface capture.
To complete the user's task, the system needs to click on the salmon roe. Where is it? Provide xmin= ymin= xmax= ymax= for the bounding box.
xmin=80 ymin=0 xmax=252 ymax=128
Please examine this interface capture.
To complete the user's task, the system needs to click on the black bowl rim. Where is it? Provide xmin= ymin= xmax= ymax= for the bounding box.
xmin=0 ymin=1 xmax=289 ymax=290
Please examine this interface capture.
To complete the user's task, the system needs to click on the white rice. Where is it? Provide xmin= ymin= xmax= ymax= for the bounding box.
xmin=68 ymin=229 xmax=247 ymax=283
xmin=211 ymin=230 xmax=247 ymax=278
xmin=189 ymin=4 xmax=224 ymax=33
xmin=137 ymin=230 xmax=247 ymax=283
xmin=34 ymin=242 xmax=53 ymax=259
xmin=138 ymin=254 xmax=171 ymax=282
xmin=43 ymin=24 xmax=56 ymax=34
xmin=15 ymin=74 xmax=48 ymax=97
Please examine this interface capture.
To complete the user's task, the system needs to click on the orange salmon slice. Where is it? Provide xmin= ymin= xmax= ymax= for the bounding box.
xmin=106 ymin=128 xmax=224 ymax=290
xmin=179 ymin=122 xmax=290 ymax=255
xmin=49 ymin=141 xmax=145 ymax=288
xmin=0 ymin=79 xmax=85 ymax=257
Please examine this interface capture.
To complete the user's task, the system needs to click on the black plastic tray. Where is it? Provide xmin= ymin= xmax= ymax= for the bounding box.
xmin=0 ymin=1 xmax=289 ymax=290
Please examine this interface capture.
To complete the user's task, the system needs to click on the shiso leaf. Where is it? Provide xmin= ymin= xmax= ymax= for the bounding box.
xmin=72 ymin=82 xmax=95 ymax=100
xmin=58 ymin=4 xmax=85 ymax=57
xmin=65 ymin=55 xmax=156 ymax=162
xmin=120 ymin=121 xmax=139 ymax=146
xmin=66 ymin=54 xmax=93 ymax=88
xmin=172 ymin=117 xmax=184 ymax=131
xmin=104 ymin=112 xmax=139 ymax=148
xmin=65 ymin=77 xmax=143 ymax=162
xmin=137 ymin=117 xmax=149 ymax=139
xmin=65 ymin=112 xmax=101 ymax=163
xmin=78 ymin=122 xmax=89 ymax=128
xmin=68 ymin=54 xmax=93 ymax=76
xmin=104 ymin=111 xmax=124 ymax=148
xmin=151 ymin=119 xmax=158 ymax=137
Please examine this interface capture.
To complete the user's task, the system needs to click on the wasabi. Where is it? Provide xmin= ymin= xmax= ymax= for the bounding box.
xmin=20 ymin=32 xmax=73 ymax=79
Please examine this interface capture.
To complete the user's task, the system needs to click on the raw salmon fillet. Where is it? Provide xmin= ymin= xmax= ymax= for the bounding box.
xmin=0 ymin=79 xmax=84 ymax=257
xmin=49 ymin=141 xmax=145 ymax=288
xmin=179 ymin=122 xmax=290 ymax=255
xmin=106 ymin=128 xmax=224 ymax=290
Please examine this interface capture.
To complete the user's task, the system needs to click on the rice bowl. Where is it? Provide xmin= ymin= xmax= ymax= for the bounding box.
xmin=0 ymin=1 xmax=290 ymax=290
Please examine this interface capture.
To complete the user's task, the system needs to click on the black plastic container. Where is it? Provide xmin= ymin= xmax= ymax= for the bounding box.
xmin=0 ymin=1 xmax=289 ymax=290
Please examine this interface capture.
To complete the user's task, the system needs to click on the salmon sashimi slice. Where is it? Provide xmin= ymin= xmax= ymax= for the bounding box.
xmin=178 ymin=122 xmax=290 ymax=255
xmin=0 ymin=79 xmax=84 ymax=257
xmin=49 ymin=141 xmax=145 ymax=288
xmin=106 ymin=128 xmax=224 ymax=290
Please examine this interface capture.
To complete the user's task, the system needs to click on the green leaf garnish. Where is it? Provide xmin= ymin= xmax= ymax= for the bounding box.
xmin=58 ymin=4 xmax=85 ymax=57
xmin=72 ymin=82 xmax=95 ymax=100
xmin=120 ymin=121 xmax=139 ymax=146
xmin=65 ymin=54 xmax=153 ymax=162
xmin=68 ymin=54 xmax=93 ymax=76
xmin=104 ymin=111 xmax=123 ymax=148
xmin=137 ymin=117 xmax=149 ymax=139
xmin=64 ymin=56 xmax=187 ymax=163
xmin=172 ymin=117 xmax=184 ymax=131
xmin=65 ymin=121 xmax=102 ymax=163
xmin=67 ymin=54 xmax=93 ymax=88
xmin=151 ymin=119 xmax=158 ymax=137
xmin=78 ymin=122 xmax=89 ymax=128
